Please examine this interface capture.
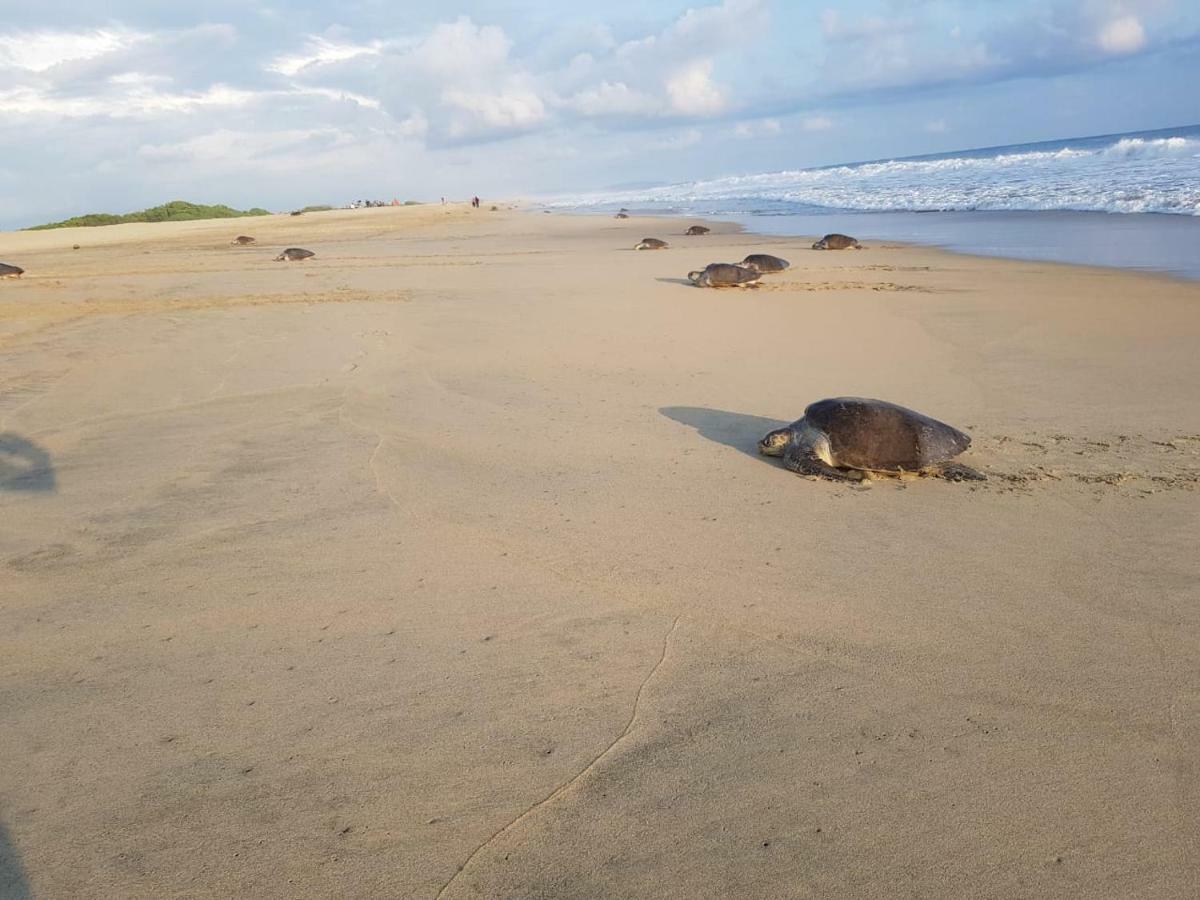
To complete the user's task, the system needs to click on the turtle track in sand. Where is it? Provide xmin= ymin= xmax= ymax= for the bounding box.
xmin=968 ymin=431 xmax=1200 ymax=496
xmin=756 ymin=280 xmax=942 ymax=293
xmin=799 ymin=432 xmax=1199 ymax=496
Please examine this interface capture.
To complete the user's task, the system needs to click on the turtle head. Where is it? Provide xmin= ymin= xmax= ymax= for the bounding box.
xmin=758 ymin=428 xmax=791 ymax=456
xmin=811 ymin=239 xmax=826 ymax=250
xmin=687 ymin=270 xmax=705 ymax=285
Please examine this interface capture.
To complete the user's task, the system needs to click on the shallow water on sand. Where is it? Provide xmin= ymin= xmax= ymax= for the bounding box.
xmin=722 ymin=209 xmax=1200 ymax=281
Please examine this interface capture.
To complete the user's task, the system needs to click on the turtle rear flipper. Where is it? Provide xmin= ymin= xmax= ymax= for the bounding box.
xmin=929 ymin=462 xmax=986 ymax=482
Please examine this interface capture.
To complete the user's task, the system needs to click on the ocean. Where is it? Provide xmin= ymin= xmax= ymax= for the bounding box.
xmin=546 ymin=124 xmax=1200 ymax=280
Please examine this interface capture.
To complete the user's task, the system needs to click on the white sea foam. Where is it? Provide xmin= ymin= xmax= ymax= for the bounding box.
xmin=549 ymin=131 xmax=1200 ymax=216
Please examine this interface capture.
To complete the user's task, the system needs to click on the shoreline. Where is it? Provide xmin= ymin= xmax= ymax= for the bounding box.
xmin=549 ymin=205 xmax=1200 ymax=282
xmin=8 ymin=201 xmax=1200 ymax=285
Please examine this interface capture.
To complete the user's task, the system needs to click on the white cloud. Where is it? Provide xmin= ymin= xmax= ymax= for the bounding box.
xmin=0 ymin=80 xmax=381 ymax=119
xmin=0 ymin=83 xmax=258 ymax=117
xmin=267 ymin=37 xmax=383 ymax=77
xmin=598 ymin=0 xmax=761 ymax=121
xmin=137 ymin=128 xmax=347 ymax=163
xmin=441 ymin=87 xmax=547 ymax=135
xmin=0 ymin=28 xmax=145 ymax=72
xmin=810 ymin=2 xmax=1170 ymax=100
xmin=1097 ymin=15 xmax=1146 ymax=54
xmin=407 ymin=17 xmax=513 ymax=81
xmin=565 ymin=81 xmax=661 ymax=117
xmin=295 ymin=86 xmax=382 ymax=111
xmin=734 ymin=118 xmax=783 ymax=139
xmin=666 ymin=59 xmax=726 ymax=116
xmin=667 ymin=0 xmax=769 ymax=44
xmin=394 ymin=109 xmax=429 ymax=138
xmin=367 ymin=17 xmax=553 ymax=141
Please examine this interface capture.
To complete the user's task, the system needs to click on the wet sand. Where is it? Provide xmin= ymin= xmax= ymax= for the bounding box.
xmin=722 ymin=208 xmax=1200 ymax=282
xmin=2 ymin=205 xmax=1198 ymax=898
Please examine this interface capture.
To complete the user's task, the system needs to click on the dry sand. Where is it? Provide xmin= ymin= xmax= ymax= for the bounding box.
xmin=2 ymin=205 xmax=1198 ymax=898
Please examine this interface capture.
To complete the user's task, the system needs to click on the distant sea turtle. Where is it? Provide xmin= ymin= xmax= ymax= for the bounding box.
xmin=290 ymin=210 xmax=304 ymax=217
xmin=275 ymin=248 xmax=315 ymax=261
xmin=615 ymin=212 xmax=630 ymax=219
xmin=0 ymin=262 xmax=24 ymax=278
xmin=231 ymin=235 xmax=256 ymax=245
xmin=740 ymin=253 xmax=789 ymax=273
xmin=812 ymin=233 xmax=861 ymax=250
xmin=687 ymin=263 xmax=761 ymax=288
xmin=685 ymin=225 xmax=710 ymax=235
xmin=758 ymin=397 xmax=984 ymax=482
xmin=635 ymin=238 xmax=669 ymax=250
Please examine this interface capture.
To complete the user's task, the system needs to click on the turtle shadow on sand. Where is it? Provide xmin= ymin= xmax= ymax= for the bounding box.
xmin=660 ymin=407 xmax=787 ymax=460
xmin=654 ymin=277 xmax=695 ymax=287
xmin=0 ymin=433 xmax=56 ymax=492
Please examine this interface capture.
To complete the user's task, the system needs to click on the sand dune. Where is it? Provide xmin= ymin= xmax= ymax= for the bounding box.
xmin=2 ymin=205 xmax=1198 ymax=898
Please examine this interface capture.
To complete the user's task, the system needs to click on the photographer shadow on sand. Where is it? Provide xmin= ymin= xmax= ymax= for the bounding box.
xmin=0 ymin=823 xmax=33 ymax=900
xmin=0 ymin=433 xmax=56 ymax=492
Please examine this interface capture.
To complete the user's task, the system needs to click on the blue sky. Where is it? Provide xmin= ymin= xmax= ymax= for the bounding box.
xmin=1 ymin=1 xmax=1197 ymax=226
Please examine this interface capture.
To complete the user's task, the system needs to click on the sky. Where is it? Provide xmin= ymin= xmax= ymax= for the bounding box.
xmin=1 ymin=0 xmax=1198 ymax=227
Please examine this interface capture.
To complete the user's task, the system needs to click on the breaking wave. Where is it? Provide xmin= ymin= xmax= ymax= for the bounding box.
xmin=550 ymin=128 xmax=1200 ymax=217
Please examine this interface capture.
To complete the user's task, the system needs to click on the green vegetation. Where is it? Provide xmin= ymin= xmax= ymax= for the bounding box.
xmin=26 ymin=200 xmax=272 ymax=230
xmin=295 ymin=205 xmax=334 ymax=213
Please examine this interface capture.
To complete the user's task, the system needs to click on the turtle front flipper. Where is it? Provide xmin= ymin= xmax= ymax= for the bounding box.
xmin=783 ymin=446 xmax=862 ymax=482
xmin=927 ymin=462 xmax=986 ymax=482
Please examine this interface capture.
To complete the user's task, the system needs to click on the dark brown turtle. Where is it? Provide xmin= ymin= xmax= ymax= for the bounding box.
xmin=812 ymin=233 xmax=861 ymax=250
xmin=686 ymin=263 xmax=761 ymax=288
xmin=740 ymin=254 xmax=789 ymax=273
xmin=758 ymin=397 xmax=983 ymax=482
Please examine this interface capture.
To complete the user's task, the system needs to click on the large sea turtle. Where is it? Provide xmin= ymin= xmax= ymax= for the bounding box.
xmin=740 ymin=254 xmax=789 ymax=273
xmin=685 ymin=225 xmax=710 ymax=235
xmin=0 ymin=262 xmax=24 ymax=278
xmin=812 ymin=233 xmax=861 ymax=250
xmin=231 ymin=235 xmax=256 ymax=245
xmin=275 ymin=248 xmax=315 ymax=261
xmin=635 ymin=238 xmax=669 ymax=250
xmin=687 ymin=263 xmax=761 ymax=288
xmin=758 ymin=397 xmax=984 ymax=482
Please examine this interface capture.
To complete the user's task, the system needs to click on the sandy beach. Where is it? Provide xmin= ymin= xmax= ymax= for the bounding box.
xmin=2 ymin=205 xmax=1198 ymax=898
